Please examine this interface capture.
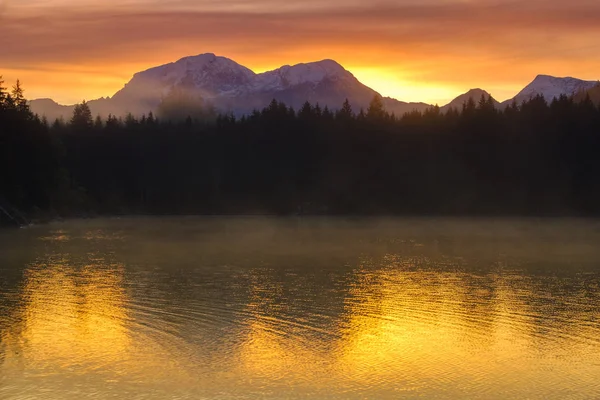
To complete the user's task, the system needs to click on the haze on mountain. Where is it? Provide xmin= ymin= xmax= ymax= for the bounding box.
xmin=28 ymin=53 xmax=599 ymax=121
xmin=29 ymin=53 xmax=429 ymax=121
xmin=573 ymin=82 xmax=600 ymax=106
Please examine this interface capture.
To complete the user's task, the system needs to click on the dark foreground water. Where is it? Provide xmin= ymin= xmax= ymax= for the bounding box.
xmin=1 ymin=217 xmax=599 ymax=399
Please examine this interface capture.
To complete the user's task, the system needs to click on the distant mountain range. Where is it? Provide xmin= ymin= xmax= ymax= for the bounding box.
xmin=28 ymin=53 xmax=599 ymax=121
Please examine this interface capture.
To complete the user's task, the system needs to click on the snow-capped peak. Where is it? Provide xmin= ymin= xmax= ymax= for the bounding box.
xmin=513 ymin=75 xmax=598 ymax=103
xmin=115 ymin=53 xmax=256 ymax=100
xmin=255 ymin=59 xmax=355 ymax=90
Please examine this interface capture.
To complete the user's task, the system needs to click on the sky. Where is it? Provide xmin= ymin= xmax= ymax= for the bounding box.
xmin=1 ymin=0 xmax=600 ymax=105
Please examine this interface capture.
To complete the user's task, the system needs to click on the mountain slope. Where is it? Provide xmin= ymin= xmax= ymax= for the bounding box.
xmin=28 ymin=97 xmax=116 ymax=123
xmin=441 ymin=89 xmax=500 ymax=112
xmin=110 ymin=53 xmax=256 ymax=116
xmin=504 ymin=75 xmax=598 ymax=106
xmin=30 ymin=54 xmax=430 ymax=119
xmin=572 ymin=83 xmax=600 ymax=106
xmin=29 ymin=56 xmax=598 ymax=121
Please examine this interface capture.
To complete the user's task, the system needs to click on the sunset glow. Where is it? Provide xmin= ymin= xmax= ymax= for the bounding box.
xmin=2 ymin=0 xmax=600 ymax=105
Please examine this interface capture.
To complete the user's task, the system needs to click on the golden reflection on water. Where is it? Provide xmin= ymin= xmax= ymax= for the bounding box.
xmin=0 ymin=245 xmax=198 ymax=397
xmin=20 ymin=262 xmax=130 ymax=369
xmin=232 ymin=255 xmax=600 ymax=398
xmin=2 ymin=218 xmax=600 ymax=399
xmin=236 ymin=268 xmax=328 ymax=387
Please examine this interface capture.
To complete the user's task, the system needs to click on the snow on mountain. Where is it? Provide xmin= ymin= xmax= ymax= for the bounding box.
xmin=255 ymin=59 xmax=353 ymax=90
xmin=507 ymin=75 xmax=598 ymax=105
xmin=109 ymin=53 xmax=257 ymax=115
xmin=29 ymin=54 xmax=599 ymax=120
xmin=104 ymin=54 xmax=384 ymax=116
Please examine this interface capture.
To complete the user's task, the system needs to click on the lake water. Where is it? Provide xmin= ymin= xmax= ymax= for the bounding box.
xmin=1 ymin=217 xmax=599 ymax=399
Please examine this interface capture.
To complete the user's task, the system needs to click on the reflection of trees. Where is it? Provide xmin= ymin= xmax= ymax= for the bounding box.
xmin=333 ymin=254 xmax=600 ymax=396
xmin=234 ymin=264 xmax=353 ymax=389
xmin=1 ymin=218 xmax=600 ymax=398
xmin=16 ymin=261 xmax=131 ymax=367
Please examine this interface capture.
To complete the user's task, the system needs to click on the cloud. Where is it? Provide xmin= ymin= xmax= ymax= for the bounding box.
xmin=2 ymin=0 xmax=600 ymax=104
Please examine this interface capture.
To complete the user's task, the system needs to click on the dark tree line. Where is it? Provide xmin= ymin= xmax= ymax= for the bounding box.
xmin=2 ymin=77 xmax=600 ymax=222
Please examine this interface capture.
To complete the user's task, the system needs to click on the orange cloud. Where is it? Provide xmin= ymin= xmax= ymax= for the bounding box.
xmin=2 ymin=1 xmax=599 ymax=104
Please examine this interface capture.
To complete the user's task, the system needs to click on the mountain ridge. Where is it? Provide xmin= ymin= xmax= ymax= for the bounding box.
xmin=502 ymin=74 xmax=598 ymax=107
xmin=28 ymin=54 xmax=599 ymax=120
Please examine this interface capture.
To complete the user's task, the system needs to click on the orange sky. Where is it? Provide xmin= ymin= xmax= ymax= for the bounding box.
xmin=2 ymin=0 xmax=600 ymax=105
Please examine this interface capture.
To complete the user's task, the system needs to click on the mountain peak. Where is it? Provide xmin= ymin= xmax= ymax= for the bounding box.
xmin=510 ymin=74 xmax=598 ymax=104
xmin=140 ymin=53 xmax=254 ymax=77
xmin=465 ymin=88 xmax=491 ymax=96
xmin=28 ymin=52 xmax=599 ymax=121
xmin=177 ymin=52 xmax=216 ymax=62
xmin=441 ymin=88 xmax=499 ymax=112
xmin=112 ymin=53 xmax=257 ymax=107
xmin=306 ymin=59 xmax=347 ymax=72
xmin=254 ymin=58 xmax=355 ymax=92
xmin=532 ymin=74 xmax=581 ymax=83
xmin=273 ymin=59 xmax=352 ymax=82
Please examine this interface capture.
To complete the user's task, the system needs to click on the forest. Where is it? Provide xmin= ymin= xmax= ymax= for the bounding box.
xmin=2 ymin=76 xmax=600 ymax=224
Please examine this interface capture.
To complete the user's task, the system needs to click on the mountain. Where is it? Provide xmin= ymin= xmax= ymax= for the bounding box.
xmin=572 ymin=83 xmax=600 ymax=106
xmin=383 ymin=97 xmax=430 ymax=116
xmin=29 ymin=97 xmax=116 ymax=123
xmin=29 ymin=57 xmax=599 ymax=121
xmin=28 ymin=99 xmax=74 ymax=122
xmin=504 ymin=75 xmax=598 ymax=106
xmin=440 ymin=89 xmax=500 ymax=113
xmin=29 ymin=53 xmax=430 ymax=120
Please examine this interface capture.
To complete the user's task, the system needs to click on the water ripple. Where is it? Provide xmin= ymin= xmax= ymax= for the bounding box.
xmin=1 ymin=217 xmax=600 ymax=399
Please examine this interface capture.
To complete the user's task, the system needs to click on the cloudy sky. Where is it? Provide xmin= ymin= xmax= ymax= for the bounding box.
xmin=2 ymin=0 xmax=599 ymax=105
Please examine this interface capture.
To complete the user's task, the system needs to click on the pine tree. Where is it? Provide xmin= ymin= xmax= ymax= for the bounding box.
xmin=0 ymin=75 xmax=8 ymax=108
xmin=106 ymin=114 xmax=121 ymax=129
xmin=322 ymin=106 xmax=333 ymax=120
xmin=367 ymin=95 xmax=386 ymax=120
xmin=147 ymin=112 xmax=155 ymax=125
xmin=125 ymin=113 xmax=138 ymax=128
xmin=11 ymin=80 xmax=30 ymax=114
xmin=94 ymin=115 xmax=104 ymax=130
xmin=314 ymin=103 xmax=322 ymax=118
xmin=357 ymin=108 xmax=366 ymax=121
xmin=337 ymin=98 xmax=353 ymax=120
xmin=298 ymin=101 xmax=313 ymax=120
xmin=462 ymin=97 xmax=477 ymax=117
xmin=71 ymin=100 xmax=93 ymax=130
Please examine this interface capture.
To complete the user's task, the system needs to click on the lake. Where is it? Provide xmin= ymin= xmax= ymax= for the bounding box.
xmin=1 ymin=217 xmax=599 ymax=399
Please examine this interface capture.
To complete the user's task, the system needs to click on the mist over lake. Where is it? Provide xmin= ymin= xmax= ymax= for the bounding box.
xmin=1 ymin=217 xmax=599 ymax=399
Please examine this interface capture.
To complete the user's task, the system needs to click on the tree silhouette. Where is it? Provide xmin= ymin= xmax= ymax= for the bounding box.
xmin=71 ymin=100 xmax=93 ymax=130
xmin=367 ymin=95 xmax=386 ymax=120
xmin=3 ymin=76 xmax=600 ymax=221
xmin=336 ymin=98 xmax=353 ymax=120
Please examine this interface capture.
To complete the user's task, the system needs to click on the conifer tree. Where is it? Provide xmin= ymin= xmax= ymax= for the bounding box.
xmin=367 ymin=95 xmax=386 ymax=120
xmin=71 ymin=100 xmax=93 ymax=130
xmin=337 ymin=98 xmax=353 ymax=120
xmin=11 ymin=80 xmax=29 ymax=114
xmin=94 ymin=115 xmax=104 ymax=130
